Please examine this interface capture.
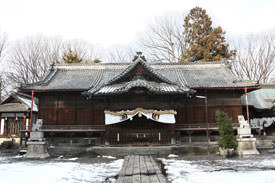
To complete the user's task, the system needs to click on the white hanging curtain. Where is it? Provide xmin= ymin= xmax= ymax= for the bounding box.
xmin=104 ymin=108 xmax=176 ymax=125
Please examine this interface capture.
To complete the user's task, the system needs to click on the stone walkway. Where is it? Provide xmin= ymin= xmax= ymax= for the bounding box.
xmin=116 ymin=155 xmax=167 ymax=183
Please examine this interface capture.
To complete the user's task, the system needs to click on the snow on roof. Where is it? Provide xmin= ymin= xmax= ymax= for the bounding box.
xmin=242 ymin=87 xmax=275 ymax=109
xmin=17 ymin=95 xmax=38 ymax=112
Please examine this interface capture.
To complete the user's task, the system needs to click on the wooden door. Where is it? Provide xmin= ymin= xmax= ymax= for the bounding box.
xmin=109 ymin=115 xmax=171 ymax=145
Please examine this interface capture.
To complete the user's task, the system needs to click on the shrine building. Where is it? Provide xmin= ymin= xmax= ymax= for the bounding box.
xmin=16 ymin=53 xmax=259 ymax=145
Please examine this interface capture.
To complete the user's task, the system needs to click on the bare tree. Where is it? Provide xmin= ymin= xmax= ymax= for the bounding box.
xmin=139 ymin=13 xmax=186 ymax=62
xmin=0 ymin=32 xmax=8 ymax=102
xmin=7 ymin=36 xmax=55 ymax=85
xmin=7 ymin=36 xmax=103 ymax=86
xmin=106 ymin=47 xmax=136 ymax=62
xmin=0 ymin=32 xmax=7 ymax=63
xmin=0 ymin=73 xmax=10 ymax=101
xmin=231 ymin=33 xmax=275 ymax=83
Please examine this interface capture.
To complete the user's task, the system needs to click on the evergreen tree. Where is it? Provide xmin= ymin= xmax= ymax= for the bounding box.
xmin=181 ymin=7 xmax=235 ymax=62
xmin=216 ymin=110 xmax=237 ymax=149
xmin=62 ymin=48 xmax=83 ymax=63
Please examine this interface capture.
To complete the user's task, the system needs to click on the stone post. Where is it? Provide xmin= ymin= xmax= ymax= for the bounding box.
xmin=0 ymin=118 xmax=4 ymax=135
xmin=105 ymin=125 xmax=110 ymax=145
xmin=171 ymin=124 xmax=176 ymax=145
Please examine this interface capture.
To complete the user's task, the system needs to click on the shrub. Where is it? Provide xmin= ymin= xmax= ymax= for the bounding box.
xmin=216 ymin=110 xmax=237 ymax=149
xmin=0 ymin=140 xmax=14 ymax=149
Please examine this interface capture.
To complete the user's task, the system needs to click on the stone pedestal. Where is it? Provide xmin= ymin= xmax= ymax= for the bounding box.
xmin=236 ymin=115 xmax=259 ymax=155
xmin=29 ymin=131 xmax=45 ymax=140
xmin=171 ymin=137 xmax=176 ymax=145
xmin=237 ymin=138 xmax=259 ymax=155
xmin=25 ymin=119 xmax=50 ymax=159
xmin=26 ymin=141 xmax=50 ymax=159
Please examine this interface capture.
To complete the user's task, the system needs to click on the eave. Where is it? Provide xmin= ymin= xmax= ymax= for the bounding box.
xmin=20 ymin=89 xmax=88 ymax=93
xmin=192 ymin=86 xmax=261 ymax=91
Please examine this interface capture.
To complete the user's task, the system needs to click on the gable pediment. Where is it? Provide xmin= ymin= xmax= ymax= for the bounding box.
xmin=106 ymin=56 xmax=172 ymax=86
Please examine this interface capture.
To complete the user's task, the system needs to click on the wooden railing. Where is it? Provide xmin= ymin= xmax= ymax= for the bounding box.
xmin=41 ymin=125 xmax=105 ymax=132
xmin=175 ymin=123 xmax=260 ymax=131
xmin=176 ymin=123 xmax=238 ymax=131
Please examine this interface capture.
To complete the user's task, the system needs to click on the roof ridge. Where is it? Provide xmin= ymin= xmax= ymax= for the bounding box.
xmin=54 ymin=60 xmax=227 ymax=66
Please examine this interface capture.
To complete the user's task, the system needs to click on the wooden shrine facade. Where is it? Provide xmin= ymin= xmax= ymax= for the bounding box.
xmin=19 ymin=53 xmax=260 ymax=145
xmin=0 ymin=93 xmax=38 ymax=138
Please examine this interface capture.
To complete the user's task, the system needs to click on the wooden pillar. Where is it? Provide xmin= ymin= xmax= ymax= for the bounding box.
xmin=29 ymin=90 xmax=34 ymax=132
xmin=23 ymin=115 xmax=27 ymax=130
xmin=244 ymin=88 xmax=250 ymax=123
xmin=4 ymin=118 xmax=7 ymax=136
xmin=187 ymin=131 xmax=193 ymax=143
xmin=171 ymin=124 xmax=175 ymax=145
xmin=105 ymin=125 xmax=110 ymax=145
xmin=19 ymin=115 xmax=26 ymax=146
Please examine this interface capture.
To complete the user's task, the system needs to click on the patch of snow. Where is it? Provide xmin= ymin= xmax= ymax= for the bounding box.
xmin=102 ymin=155 xmax=116 ymax=159
xmin=162 ymin=156 xmax=275 ymax=183
xmin=66 ymin=157 xmax=79 ymax=161
xmin=17 ymin=96 xmax=38 ymax=112
xmin=56 ymin=155 xmax=64 ymax=160
xmin=168 ymin=154 xmax=179 ymax=158
xmin=0 ymin=157 xmax=123 ymax=183
xmin=14 ymin=155 xmax=24 ymax=159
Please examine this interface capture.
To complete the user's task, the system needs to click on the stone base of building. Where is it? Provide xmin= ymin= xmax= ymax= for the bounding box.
xmin=237 ymin=138 xmax=260 ymax=155
xmin=256 ymin=137 xmax=273 ymax=149
xmin=25 ymin=141 xmax=50 ymax=159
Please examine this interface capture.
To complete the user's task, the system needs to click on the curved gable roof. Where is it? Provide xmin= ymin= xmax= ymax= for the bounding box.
xmin=105 ymin=57 xmax=173 ymax=85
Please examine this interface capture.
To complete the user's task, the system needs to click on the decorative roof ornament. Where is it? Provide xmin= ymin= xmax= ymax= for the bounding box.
xmin=132 ymin=52 xmax=146 ymax=62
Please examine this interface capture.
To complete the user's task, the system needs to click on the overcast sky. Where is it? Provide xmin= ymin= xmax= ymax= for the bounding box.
xmin=0 ymin=0 xmax=275 ymax=48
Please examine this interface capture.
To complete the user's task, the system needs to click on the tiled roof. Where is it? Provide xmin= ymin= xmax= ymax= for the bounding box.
xmin=0 ymin=103 xmax=29 ymax=112
xmin=0 ymin=92 xmax=38 ymax=112
xmin=20 ymin=60 xmax=258 ymax=92
xmin=105 ymin=57 xmax=173 ymax=85
xmin=91 ymin=78 xmax=192 ymax=96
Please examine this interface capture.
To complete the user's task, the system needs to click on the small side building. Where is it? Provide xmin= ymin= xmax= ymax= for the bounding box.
xmin=0 ymin=92 xmax=38 ymax=144
xmin=242 ymin=84 xmax=275 ymax=134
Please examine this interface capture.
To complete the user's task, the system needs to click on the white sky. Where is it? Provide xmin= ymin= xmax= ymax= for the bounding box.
xmin=0 ymin=0 xmax=274 ymax=47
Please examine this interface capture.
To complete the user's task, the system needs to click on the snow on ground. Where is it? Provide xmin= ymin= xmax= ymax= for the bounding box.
xmin=101 ymin=155 xmax=116 ymax=159
xmin=162 ymin=155 xmax=275 ymax=183
xmin=0 ymin=156 xmax=123 ymax=183
xmin=167 ymin=154 xmax=179 ymax=158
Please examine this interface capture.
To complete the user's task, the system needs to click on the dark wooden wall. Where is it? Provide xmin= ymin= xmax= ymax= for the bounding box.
xmin=37 ymin=89 xmax=243 ymax=126
xmin=38 ymin=92 xmax=104 ymax=126
xmin=176 ymin=90 xmax=243 ymax=124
